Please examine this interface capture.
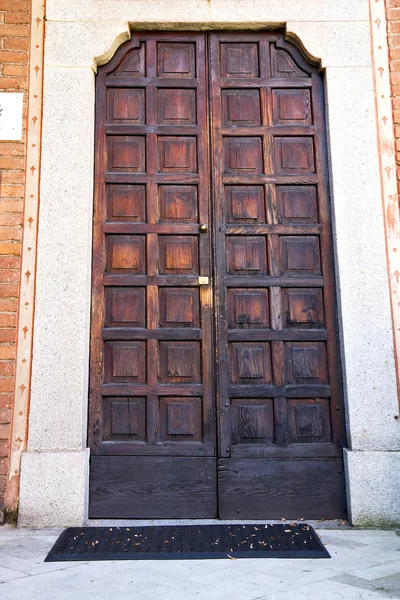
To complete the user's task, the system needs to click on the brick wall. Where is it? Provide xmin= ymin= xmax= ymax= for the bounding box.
xmin=388 ymin=1 xmax=400 ymax=181
xmin=0 ymin=0 xmax=29 ymax=520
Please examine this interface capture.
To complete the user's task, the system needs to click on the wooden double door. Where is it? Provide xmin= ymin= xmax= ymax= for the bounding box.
xmin=89 ymin=32 xmax=347 ymax=519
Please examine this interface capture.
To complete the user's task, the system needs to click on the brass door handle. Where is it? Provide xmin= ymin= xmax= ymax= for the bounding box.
xmin=199 ymin=224 xmax=208 ymax=232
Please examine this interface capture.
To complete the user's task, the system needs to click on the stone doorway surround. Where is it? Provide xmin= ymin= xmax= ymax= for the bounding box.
xmin=17 ymin=0 xmax=400 ymax=527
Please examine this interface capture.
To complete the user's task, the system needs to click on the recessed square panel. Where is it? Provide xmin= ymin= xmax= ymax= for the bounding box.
xmin=103 ymin=397 xmax=146 ymax=442
xmin=272 ymin=89 xmax=312 ymax=125
xmin=271 ymin=46 xmax=309 ymax=79
xmin=157 ymin=43 xmax=196 ymax=78
xmin=277 ymin=186 xmax=317 ymax=224
xmin=104 ymin=341 xmax=146 ymax=383
xmin=159 ymin=236 xmax=199 ymax=274
xmin=285 ymin=342 xmax=328 ymax=384
xmin=228 ymin=289 xmax=269 ymax=329
xmin=225 ymin=186 xmax=265 ymax=223
xmin=159 ymin=185 xmax=198 ymax=223
xmin=158 ymin=137 xmax=197 ymax=173
xmin=222 ymin=89 xmax=261 ymax=126
xmin=105 ymin=287 xmax=146 ymax=327
xmin=107 ymin=184 xmax=146 ymax=222
xmin=107 ymin=89 xmax=145 ymax=124
xmin=114 ymin=45 xmax=145 ymax=77
xmin=283 ymin=288 xmax=324 ymax=329
xmin=107 ymin=235 xmax=146 ymax=274
xmin=287 ymin=399 xmax=332 ymax=443
xmin=224 ymin=137 xmax=263 ymax=173
xmin=108 ymin=136 xmax=146 ymax=172
xmin=280 ymin=236 xmax=321 ymax=275
xmin=229 ymin=342 xmax=272 ymax=384
xmin=159 ymin=397 xmax=202 ymax=442
xmin=159 ymin=341 xmax=201 ymax=383
xmin=226 ymin=236 xmax=268 ymax=275
xmin=231 ymin=399 xmax=274 ymax=444
xmin=220 ymin=43 xmax=259 ymax=78
xmin=159 ymin=288 xmax=200 ymax=328
xmin=158 ymin=89 xmax=196 ymax=125
xmin=275 ymin=137 xmax=315 ymax=174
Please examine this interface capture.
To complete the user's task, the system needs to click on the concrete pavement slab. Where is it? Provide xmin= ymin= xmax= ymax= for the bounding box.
xmin=0 ymin=527 xmax=399 ymax=599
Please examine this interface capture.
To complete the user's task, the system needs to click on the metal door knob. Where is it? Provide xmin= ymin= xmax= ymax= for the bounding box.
xmin=199 ymin=224 xmax=208 ymax=232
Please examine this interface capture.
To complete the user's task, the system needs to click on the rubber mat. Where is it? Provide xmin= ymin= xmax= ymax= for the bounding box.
xmin=45 ymin=523 xmax=330 ymax=561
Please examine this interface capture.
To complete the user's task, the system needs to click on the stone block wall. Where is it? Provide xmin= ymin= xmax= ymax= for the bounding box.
xmin=0 ymin=0 xmax=29 ymax=521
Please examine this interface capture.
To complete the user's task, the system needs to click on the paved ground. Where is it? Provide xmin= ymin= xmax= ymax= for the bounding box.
xmin=0 ymin=524 xmax=399 ymax=599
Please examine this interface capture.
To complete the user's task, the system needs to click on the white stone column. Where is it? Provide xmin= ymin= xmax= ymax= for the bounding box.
xmin=326 ymin=63 xmax=400 ymax=526
xmin=286 ymin=20 xmax=400 ymax=525
xmin=18 ymin=22 xmax=130 ymax=527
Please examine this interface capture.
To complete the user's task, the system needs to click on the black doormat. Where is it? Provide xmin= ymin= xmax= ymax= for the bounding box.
xmin=45 ymin=524 xmax=330 ymax=561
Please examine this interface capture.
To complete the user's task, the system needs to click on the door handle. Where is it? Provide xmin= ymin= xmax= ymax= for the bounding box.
xmin=199 ymin=224 xmax=208 ymax=232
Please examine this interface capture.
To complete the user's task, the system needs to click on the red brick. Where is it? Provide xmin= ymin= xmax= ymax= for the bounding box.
xmin=0 ymin=256 xmax=20 ymax=269
xmin=390 ymin=60 xmax=400 ymax=73
xmin=0 ymin=228 xmax=22 ymax=242
xmin=391 ymin=72 xmax=400 ymax=86
xmin=0 ymin=281 xmax=19 ymax=295
xmin=0 ymin=215 xmax=22 ymax=227
xmin=0 ymin=361 xmax=14 ymax=375
xmin=0 ymin=421 xmax=10 ymax=438
xmin=388 ymin=7 xmax=400 ymax=18
xmin=0 ymin=299 xmax=17 ymax=312
xmin=4 ymin=12 xmax=30 ymax=24
xmin=0 ymin=24 xmax=29 ymax=37
xmin=390 ymin=46 xmax=400 ymax=61
xmin=0 ymin=346 xmax=15 ymax=360
xmin=389 ymin=21 xmax=400 ymax=35
xmin=0 ymin=475 xmax=6 ymax=496
xmin=0 ymin=393 xmax=13 ymax=409
xmin=0 ymin=186 xmax=25 ymax=199
xmin=2 ymin=64 xmax=27 ymax=77
xmin=0 ymin=0 xmax=29 ymax=8
xmin=0 ymin=157 xmax=24 ymax=170
xmin=387 ymin=0 xmax=400 ymax=7
xmin=0 ymin=143 xmax=24 ymax=157
xmin=4 ymin=37 xmax=28 ymax=51
xmin=0 ymin=243 xmax=21 ymax=256
xmin=0 ymin=270 xmax=19 ymax=284
xmin=0 ymin=77 xmax=28 ymax=90
xmin=0 ymin=441 xmax=8 ymax=457
xmin=0 ymin=200 xmax=23 ymax=213
xmin=0 ymin=50 xmax=28 ymax=64
xmin=0 ymin=331 xmax=16 ymax=344
xmin=0 ymin=407 xmax=10 ymax=424
xmin=0 ymin=377 xmax=13 ymax=392
xmin=388 ymin=33 xmax=400 ymax=47
xmin=0 ymin=457 xmax=8 ymax=475
xmin=1 ymin=172 xmax=25 ymax=185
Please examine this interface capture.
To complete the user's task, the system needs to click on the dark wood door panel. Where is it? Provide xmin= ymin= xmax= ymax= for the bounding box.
xmin=90 ymin=457 xmax=217 ymax=518
xmin=210 ymin=32 xmax=346 ymax=516
xmin=89 ymin=31 xmax=215 ymax=523
xmin=218 ymin=458 xmax=347 ymax=519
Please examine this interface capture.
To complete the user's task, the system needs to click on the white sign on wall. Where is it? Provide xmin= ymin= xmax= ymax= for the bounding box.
xmin=0 ymin=93 xmax=24 ymax=141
